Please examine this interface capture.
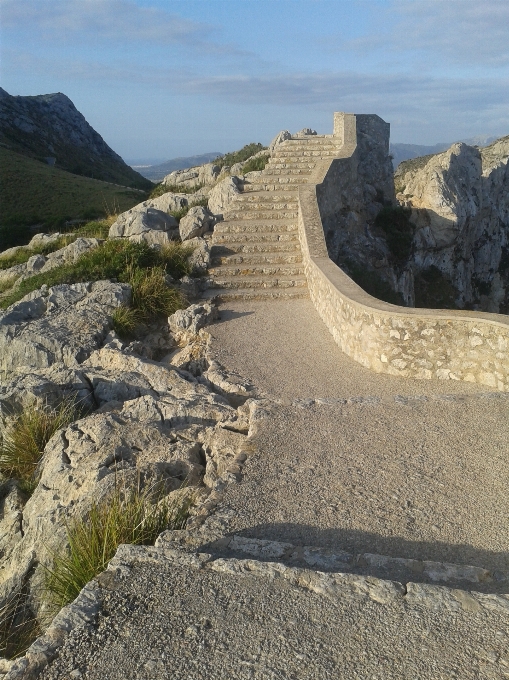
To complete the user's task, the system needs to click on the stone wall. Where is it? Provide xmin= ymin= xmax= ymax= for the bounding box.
xmin=297 ymin=113 xmax=509 ymax=391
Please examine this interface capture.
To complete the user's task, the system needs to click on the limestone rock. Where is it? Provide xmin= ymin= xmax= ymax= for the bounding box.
xmin=208 ymin=176 xmax=241 ymax=218
xmin=162 ymin=163 xmax=220 ymax=190
xmin=141 ymin=192 xmax=189 ymax=214
xmin=269 ymin=130 xmax=291 ymax=151
xmin=394 ymin=136 xmax=509 ymax=311
xmin=0 ymin=281 xmax=130 ymax=378
xmin=40 ymin=238 xmax=101 ymax=273
xmin=28 ymin=233 xmax=64 ymax=249
xmin=169 ymin=302 xmax=218 ymax=340
xmin=179 ymin=206 xmax=213 ymax=241
xmin=294 ymin=128 xmax=317 ymax=137
xmin=26 ymin=254 xmax=46 ymax=273
xmin=0 ymin=365 xmax=93 ymax=412
xmin=185 ymin=237 xmax=211 ymax=275
xmin=109 ymin=207 xmax=178 ymax=245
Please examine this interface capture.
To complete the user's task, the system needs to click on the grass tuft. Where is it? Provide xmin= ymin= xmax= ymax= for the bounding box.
xmin=129 ymin=266 xmax=185 ymax=320
xmin=0 ymin=398 xmax=81 ymax=494
xmin=44 ymin=486 xmax=192 ymax=609
xmin=111 ymin=305 xmax=142 ymax=338
xmin=214 ymin=143 xmax=267 ymax=169
xmin=0 ymin=585 xmax=40 ymax=660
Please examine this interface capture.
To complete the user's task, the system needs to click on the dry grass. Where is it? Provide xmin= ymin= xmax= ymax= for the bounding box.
xmin=44 ymin=485 xmax=193 ymax=609
xmin=0 ymin=398 xmax=81 ymax=494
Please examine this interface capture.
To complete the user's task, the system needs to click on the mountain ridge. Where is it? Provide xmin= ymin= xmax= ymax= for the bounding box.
xmin=0 ymin=88 xmax=152 ymax=190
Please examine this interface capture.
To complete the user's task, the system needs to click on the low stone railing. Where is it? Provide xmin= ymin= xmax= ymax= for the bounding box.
xmin=297 ymin=113 xmax=509 ymax=391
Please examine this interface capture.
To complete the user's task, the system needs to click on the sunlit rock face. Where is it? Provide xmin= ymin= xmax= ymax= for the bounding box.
xmin=395 ymin=137 xmax=509 ymax=312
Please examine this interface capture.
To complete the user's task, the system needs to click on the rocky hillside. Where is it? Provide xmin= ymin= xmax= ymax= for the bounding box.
xmin=329 ymin=134 xmax=509 ymax=313
xmin=0 ymin=89 xmax=151 ymax=191
xmin=396 ymin=136 xmax=509 ymax=312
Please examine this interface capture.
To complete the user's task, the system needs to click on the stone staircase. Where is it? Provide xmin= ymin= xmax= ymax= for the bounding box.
xmin=205 ymin=135 xmax=340 ymax=300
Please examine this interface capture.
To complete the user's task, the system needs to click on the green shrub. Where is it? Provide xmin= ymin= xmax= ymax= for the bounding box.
xmin=0 ymin=276 xmax=18 ymax=294
xmin=0 ymin=240 xmax=156 ymax=309
xmin=159 ymin=241 xmax=194 ymax=279
xmin=214 ymin=143 xmax=267 ymax=169
xmin=0 ymin=398 xmax=81 ymax=494
xmin=414 ymin=265 xmax=459 ymax=309
xmin=341 ymin=258 xmax=404 ymax=306
xmin=374 ymin=206 xmax=415 ymax=263
xmin=242 ymin=153 xmax=269 ymax=174
xmin=44 ymin=486 xmax=192 ymax=609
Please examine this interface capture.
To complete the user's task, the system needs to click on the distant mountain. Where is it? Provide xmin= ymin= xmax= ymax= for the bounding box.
xmin=390 ymin=136 xmax=499 ymax=169
xmin=134 ymin=152 xmax=223 ymax=181
xmin=0 ymin=88 xmax=152 ymax=191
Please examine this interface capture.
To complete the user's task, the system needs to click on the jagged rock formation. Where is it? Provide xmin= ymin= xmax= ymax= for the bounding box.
xmin=396 ymin=136 xmax=509 ymax=312
xmin=0 ymin=89 xmax=151 ymax=190
xmin=0 ymin=277 xmax=257 ymax=640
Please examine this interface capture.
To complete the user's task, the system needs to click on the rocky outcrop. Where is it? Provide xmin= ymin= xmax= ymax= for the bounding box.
xmin=162 ymin=163 xmax=221 ymax=190
xmin=395 ymin=136 xmax=509 ymax=311
xmin=0 ymin=269 xmax=258 ymax=647
xmin=179 ymin=206 xmax=213 ymax=241
xmin=207 ymin=176 xmax=242 ymax=219
xmin=0 ymin=281 xmax=130 ymax=380
xmin=109 ymin=207 xmax=179 ymax=245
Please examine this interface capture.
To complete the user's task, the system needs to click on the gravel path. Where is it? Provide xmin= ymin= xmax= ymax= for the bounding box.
xmin=210 ymin=299 xmax=509 ymax=573
xmin=209 ymin=298 xmax=496 ymax=401
xmin=39 ymin=558 xmax=509 ymax=680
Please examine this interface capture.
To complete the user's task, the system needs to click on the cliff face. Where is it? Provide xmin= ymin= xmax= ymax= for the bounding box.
xmin=326 ymin=133 xmax=509 ymax=313
xmin=0 ymin=88 xmax=152 ymax=190
xmin=396 ymin=137 xmax=509 ymax=312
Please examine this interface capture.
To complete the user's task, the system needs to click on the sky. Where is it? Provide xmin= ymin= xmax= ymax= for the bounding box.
xmin=1 ymin=0 xmax=508 ymax=163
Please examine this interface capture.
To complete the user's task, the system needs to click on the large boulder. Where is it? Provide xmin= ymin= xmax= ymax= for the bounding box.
xmin=169 ymin=302 xmax=218 ymax=339
xmin=179 ymin=206 xmax=213 ymax=241
xmin=0 ymin=281 xmax=130 ymax=378
xmin=185 ymin=237 xmax=211 ymax=275
xmin=208 ymin=176 xmax=241 ymax=219
xmin=109 ymin=207 xmax=178 ymax=245
xmin=163 ymin=163 xmax=221 ymax=190
xmin=140 ymin=192 xmax=189 ymax=214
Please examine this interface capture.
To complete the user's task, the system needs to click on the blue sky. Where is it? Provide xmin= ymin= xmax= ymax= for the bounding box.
xmin=1 ymin=0 xmax=508 ymax=163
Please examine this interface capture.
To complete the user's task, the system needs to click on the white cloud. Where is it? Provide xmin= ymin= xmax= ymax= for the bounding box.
xmin=333 ymin=0 xmax=509 ymax=67
xmin=0 ymin=0 xmax=246 ymax=56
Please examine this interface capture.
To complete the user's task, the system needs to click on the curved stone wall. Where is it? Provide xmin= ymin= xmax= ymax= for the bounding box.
xmin=297 ymin=113 xmax=509 ymax=391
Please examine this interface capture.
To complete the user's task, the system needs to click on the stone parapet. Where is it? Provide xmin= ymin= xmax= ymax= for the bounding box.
xmin=297 ymin=113 xmax=509 ymax=390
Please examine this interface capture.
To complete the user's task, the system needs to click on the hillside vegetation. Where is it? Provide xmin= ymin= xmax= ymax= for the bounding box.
xmin=0 ymin=148 xmax=147 ymax=248
xmin=0 ymin=89 xmax=152 ymax=191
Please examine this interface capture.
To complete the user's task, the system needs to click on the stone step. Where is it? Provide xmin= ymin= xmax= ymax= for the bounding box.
xmin=211 ymin=252 xmax=303 ymax=266
xmin=30 ymin=542 xmax=509 ymax=679
xmin=202 ymin=287 xmax=309 ymax=301
xmin=223 ymin=210 xmax=299 ymax=221
xmin=208 ymin=274 xmax=308 ymax=290
xmin=262 ymin=167 xmax=313 ymax=176
xmin=211 ymin=240 xmax=300 ymax=257
xmin=213 ymin=219 xmax=298 ymax=234
xmin=234 ymin=192 xmax=299 ymax=204
xmin=209 ymin=263 xmax=305 ymax=277
xmin=195 ymin=535 xmax=507 ymax=594
xmin=212 ymin=231 xmax=300 ymax=244
xmin=272 ymin=149 xmax=338 ymax=158
xmin=242 ymin=180 xmax=302 ymax=191
xmin=267 ymin=161 xmax=317 ymax=169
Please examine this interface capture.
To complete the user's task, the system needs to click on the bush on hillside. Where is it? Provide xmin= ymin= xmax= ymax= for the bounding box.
xmin=214 ymin=143 xmax=267 ymax=169
xmin=242 ymin=153 xmax=270 ymax=174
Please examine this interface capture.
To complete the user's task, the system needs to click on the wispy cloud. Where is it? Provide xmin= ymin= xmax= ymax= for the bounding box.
xmin=327 ymin=0 xmax=509 ymax=67
xmin=0 ymin=0 xmax=248 ymax=56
